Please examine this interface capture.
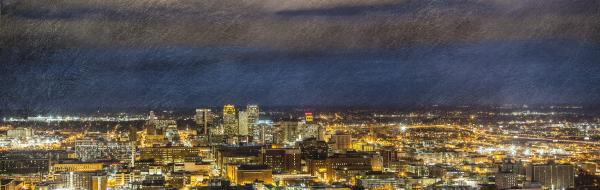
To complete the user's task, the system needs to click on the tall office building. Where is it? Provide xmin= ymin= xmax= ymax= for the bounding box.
xmin=195 ymin=108 xmax=213 ymax=135
xmin=223 ymin=104 xmax=238 ymax=136
xmin=251 ymin=120 xmax=274 ymax=144
xmin=275 ymin=120 xmax=301 ymax=144
xmin=379 ymin=146 xmax=398 ymax=168
xmin=238 ymin=111 xmax=249 ymax=136
xmin=246 ymin=105 xmax=260 ymax=138
xmin=246 ymin=105 xmax=259 ymax=123
xmin=526 ymin=161 xmax=575 ymax=190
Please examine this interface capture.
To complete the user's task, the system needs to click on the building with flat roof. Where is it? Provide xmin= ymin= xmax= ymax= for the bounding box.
xmin=228 ymin=164 xmax=273 ymax=185
xmin=261 ymin=148 xmax=301 ymax=174
xmin=526 ymin=161 xmax=575 ymax=190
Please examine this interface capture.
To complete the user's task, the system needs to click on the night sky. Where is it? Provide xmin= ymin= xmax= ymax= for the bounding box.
xmin=1 ymin=0 xmax=600 ymax=112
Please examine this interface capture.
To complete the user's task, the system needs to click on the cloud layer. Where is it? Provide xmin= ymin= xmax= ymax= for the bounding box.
xmin=2 ymin=0 xmax=599 ymax=51
xmin=1 ymin=0 xmax=600 ymax=111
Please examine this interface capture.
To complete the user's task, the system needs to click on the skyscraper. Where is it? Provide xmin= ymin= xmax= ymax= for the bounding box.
xmin=223 ymin=104 xmax=238 ymax=136
xmin=246 ymin=105 xmax=260 ymax=138
xmin=195 ymin=108 xmax=213 ymax=135
xmin=275 ymin=120 xmax=301 ymax=144
xmin=251 ymin=120 xmax=274 ymax=144
xmin=238 ymin=111 xmax=249 ymax=136
xmin=246 ymin=105 xmax=259 ymax=124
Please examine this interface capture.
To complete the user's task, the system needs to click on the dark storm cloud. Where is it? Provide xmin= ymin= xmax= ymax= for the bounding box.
xmin=275 ymin=1 xmax=497 ymax=17
xmin=2 ymin=0 xmax=600 ymax=50
xmin=1 ymin=0 xmax=600 ymax=111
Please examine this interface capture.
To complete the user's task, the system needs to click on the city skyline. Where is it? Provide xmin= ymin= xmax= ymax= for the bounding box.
xmin=0 ymin=1 xmax=599 ymax=189
xmin=1 ymin=103 xmax=597 ymax=189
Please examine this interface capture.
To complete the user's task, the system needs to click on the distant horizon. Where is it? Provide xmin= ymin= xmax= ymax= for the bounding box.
xmin=1 ymin=103 xmax=598 ymax=116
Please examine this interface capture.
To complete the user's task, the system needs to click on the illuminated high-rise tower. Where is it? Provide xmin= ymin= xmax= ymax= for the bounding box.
xmin=238 ymin=111 xmax=249 ymax=136
xmin=195 ymin=108 xmax=213 ymax=135
xmin=223 ymin=104 xmax=238 ymax=136
xmin=246 ymin=105 xmax=259 ymax=123
xmin=246 ymin=105 xmax=260 ymax=140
